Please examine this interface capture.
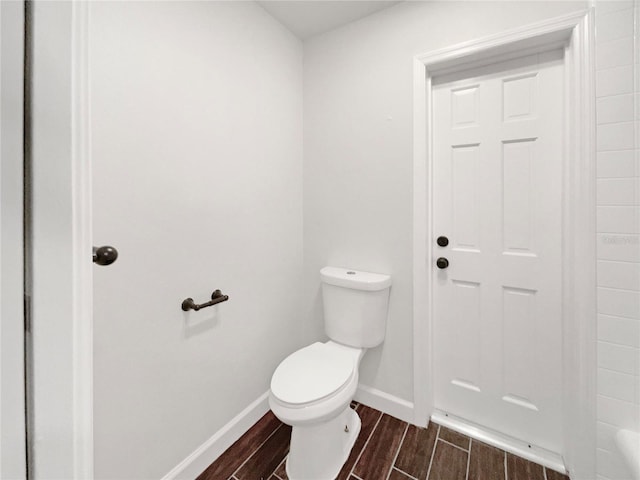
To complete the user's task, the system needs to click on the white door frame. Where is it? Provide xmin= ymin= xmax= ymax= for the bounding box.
xmin=412 ymin=10 xmax=596 ymax=479
xmin=29 ymin=1 xmax=93 ymax=477
xmin=1 ymin=1 xmax=27 ymax=477
xmin=70 ymin=2 xmax=93 ymax=477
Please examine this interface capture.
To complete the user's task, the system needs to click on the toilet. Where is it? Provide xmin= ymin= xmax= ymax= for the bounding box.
xmin=269 ymin=266 xmax=391 ymax=480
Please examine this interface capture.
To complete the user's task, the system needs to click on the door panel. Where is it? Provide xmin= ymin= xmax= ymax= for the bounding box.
xmin=432 ymin=51 xmax=564 ymax=452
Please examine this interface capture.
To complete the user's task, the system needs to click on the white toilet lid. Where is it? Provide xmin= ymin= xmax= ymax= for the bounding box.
xmin=271 ymin=342 xmax=355 ymax=405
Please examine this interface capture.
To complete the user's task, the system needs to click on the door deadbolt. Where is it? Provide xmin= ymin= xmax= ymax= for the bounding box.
xmin=437 ymin=236 xmax=449 ymax=247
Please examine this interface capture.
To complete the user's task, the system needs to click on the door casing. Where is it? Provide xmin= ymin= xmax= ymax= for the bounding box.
xmin=29 ymin=1 xmax=93 ymax=477
xmin=0 ymin=1 xmax=27 ymax=477
xmin=412 ymin=9 xmax=596 ymax=480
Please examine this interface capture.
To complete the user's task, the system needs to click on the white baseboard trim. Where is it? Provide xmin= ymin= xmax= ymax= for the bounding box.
xmin=161 ymin=391 xmax=271 ymax=480
xmin=163 ymin=385 xmax=415 ymax=479
xmin=355 ymin=384 xmax=415 ymax=425
xmin=431 ymin=409 xmax=566 ymax=475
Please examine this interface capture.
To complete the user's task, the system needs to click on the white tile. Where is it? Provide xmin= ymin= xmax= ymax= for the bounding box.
xmin=597 ymin=447 xmax=636 ymax=480
xmin=598 ymin=233 xmax=640 ymax=262
xmin=597 ymin=178 xmax=638 ymax=205
xmin=597 ymin=37 xmax=634 ymax=70
xmin=597 ymin=94 xmax=635 ymax=124
xmin=598 ymin=260 xmax=640 ymax=289
xmin=597 ymin=420 xmax=619 ymax=451
xmin=598 ymin=313 xmax=640 ymax=347
xmin=597 ymin=122 xmax=635 ymax=151
xmin=598 ymin=286 xmax=640 ymax=319
xmin=598 ymin=367 xmax=637 ymax=402
xmin=597 ymin=394 xmax=640 ymax=428
xmin=597 ymin=150 xmax=636 ymax=177
xmin=597 ymin=206 xmax=640 ymax=233
xmin=599 ymin=341 xmax=640 ymax=374
xmin=597 ymin=7 xmax=634 ymax=42
xmin=597 ymin=66 xmax=634 ymax=97
xmin=596 ymin=0 xmax=633 ymax=15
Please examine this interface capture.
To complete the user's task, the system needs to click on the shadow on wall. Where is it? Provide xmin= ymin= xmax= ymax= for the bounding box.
xmin=182 ymin=309 xmax=223 ymax=339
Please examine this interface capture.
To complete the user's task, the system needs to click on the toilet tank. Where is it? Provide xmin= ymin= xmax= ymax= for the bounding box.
xmin=320 ymin=267 xmax=391 ymax=348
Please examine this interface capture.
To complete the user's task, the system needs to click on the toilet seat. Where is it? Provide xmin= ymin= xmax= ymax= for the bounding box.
xmin=271 ymin=342 xmax=356 ymax=407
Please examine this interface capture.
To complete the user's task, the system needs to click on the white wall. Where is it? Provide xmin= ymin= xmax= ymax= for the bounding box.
xmin=594 ymin=2 xmax=640 ymax=479
xmin=303 ymin=0 xmax=588 ymax=405
xmin=28 ymin=1 xmax=638 ymax=478
xmin=89 ymin=2 xmax=303 ymax=478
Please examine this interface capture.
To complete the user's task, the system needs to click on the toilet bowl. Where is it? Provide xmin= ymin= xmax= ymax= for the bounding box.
xmin=269 ymin=341 xmax=364 ymax=479
xmin=269 ymin=267 xmax=391 ymax=480
xmin=270 ymin=341 xmax=363 ymax=425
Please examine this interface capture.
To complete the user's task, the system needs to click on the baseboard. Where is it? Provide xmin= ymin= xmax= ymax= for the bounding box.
xmin=161 ymin=391 xmax=271 ymax=480
xmin=163 ymin=385 xmax=415 ymax=479
xmin=355 ymin=384 xmax=415 ymax=425
xmin=431 ymin=409 xmax=566 ymax=474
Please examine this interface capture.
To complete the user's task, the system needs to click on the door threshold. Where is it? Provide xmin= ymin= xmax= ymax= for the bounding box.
xmin=431 ymin=409 xmax=566 ymax=475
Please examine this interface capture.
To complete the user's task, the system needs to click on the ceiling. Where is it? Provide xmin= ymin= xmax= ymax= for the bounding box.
xmin=257 ymin=1 xmax=403 ymax=40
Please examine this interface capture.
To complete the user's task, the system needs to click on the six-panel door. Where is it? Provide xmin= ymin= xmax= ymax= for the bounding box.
xmin=432 ymin=50 xmax=564 ymax=453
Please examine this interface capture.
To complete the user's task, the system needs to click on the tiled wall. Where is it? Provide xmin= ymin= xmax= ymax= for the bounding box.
xmin=595 ymin=2 xmax=640 ymax=479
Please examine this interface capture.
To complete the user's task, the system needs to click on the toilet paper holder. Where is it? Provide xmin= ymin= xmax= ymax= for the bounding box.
xmin=181 ymin=289 xmax=229 ymax=312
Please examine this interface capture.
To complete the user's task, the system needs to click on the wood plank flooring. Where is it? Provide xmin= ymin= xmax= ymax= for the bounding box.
xmin=196 ymin=403 xmax=570 ymax=480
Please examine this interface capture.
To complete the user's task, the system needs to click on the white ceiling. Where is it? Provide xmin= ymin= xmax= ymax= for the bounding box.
xmin=257 ymin=1 xmax=403 ymax=40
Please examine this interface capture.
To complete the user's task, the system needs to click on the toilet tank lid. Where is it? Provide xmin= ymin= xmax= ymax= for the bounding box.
xmin=320 ymin=267 xmax=391 ymax=291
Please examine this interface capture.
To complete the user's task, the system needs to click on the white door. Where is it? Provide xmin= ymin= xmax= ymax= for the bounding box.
xmin=432 ymin=50 xmax=564 ymax=453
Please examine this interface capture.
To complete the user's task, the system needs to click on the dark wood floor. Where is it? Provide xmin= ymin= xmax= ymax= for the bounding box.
xmin=197 ymin=402 xmax=570 ymax=480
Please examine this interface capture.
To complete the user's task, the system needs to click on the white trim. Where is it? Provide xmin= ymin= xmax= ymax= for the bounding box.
xmin=560 ymin=10 xmax=597 ymax=480
xmin=354 ymin=384 xmax=415 ymax=425
xmin=161 ymin=391 xmax=271 ymax=480
xmin=431 ymin=410 xmax=566 ymax=475
xmin=161 ymin=385 xmax=416 ymax=480
xmin=412 ymin=58 xmax=431 ymax=427
xmin=161 ymin=385 xmax=415 ymax=480
xmin=70 ymin=2 xmax=93 ymax=478
xmin=0 ymin=2 xmax=26 ymax=477
xmin=413 ymin=9 xmax=596 ymax=479
xmin=416 ymin=10 xmax=590 ymax=76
